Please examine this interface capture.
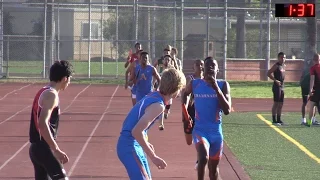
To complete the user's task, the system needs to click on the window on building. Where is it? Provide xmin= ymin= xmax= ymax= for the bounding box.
xmin=81 ymin=22 xmax=99 ymax=40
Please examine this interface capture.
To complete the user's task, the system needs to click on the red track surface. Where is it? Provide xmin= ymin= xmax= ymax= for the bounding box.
xmin=0 ymin=83 xmax=300 ymax=179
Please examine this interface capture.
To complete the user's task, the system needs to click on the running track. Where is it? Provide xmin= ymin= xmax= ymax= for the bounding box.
xmin=0 ymin=82 xmax=302 ymax=179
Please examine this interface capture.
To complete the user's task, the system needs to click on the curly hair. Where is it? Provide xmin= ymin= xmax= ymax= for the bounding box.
xmin=159 ymin=68 xmax=186 ymax=95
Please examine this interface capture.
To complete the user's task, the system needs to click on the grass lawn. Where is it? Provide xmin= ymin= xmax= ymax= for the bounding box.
xmin=3 ymin=61 xmax=126 ymax=76
xmin=229 ymin=81 xmax=301 ymax=98
xmin=223 ymin=112 xmax=320 ymax=180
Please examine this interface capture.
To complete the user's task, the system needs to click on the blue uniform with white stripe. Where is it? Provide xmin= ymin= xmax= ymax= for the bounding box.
xmin=117 ymin=91 xmax=165 ymax=180
xmin=135 ymin=65 xmax=154 ymax=102
xmin=191 ymin=79 xmax=225 ymax=160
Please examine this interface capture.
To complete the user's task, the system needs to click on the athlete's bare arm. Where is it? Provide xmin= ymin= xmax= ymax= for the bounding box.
xmin=124 ymin=61 xmax=129 ymax=68
xmin=207 ymin=78 xmax=232 ymax=115
xmin=125 ymin=63 xmax=134 ymax=88
xmin=152 ymin=67 xmax=161 ymax=85
xmin=310 ymin=74 xmax=315 ymax=95
xmin=129 ymin=63 xmax=136 ymax=84
xmin=267 ymin=64 xmax=281 ymax=83
xmin=181 ymin=79 xmax=193 ymax=106
xmin=181 ymin=76 xmax=192 ymax=107
xmin=38 ymin=90 xmax=69 ymax=164
xmin=124 ymin=55 xmax=131 ymax=68
xmin=132 ymin=103 xmax=167 ymax=169
xmin=181 ymin=79 xmax=193 ymax=145
xmin=221 ymin=81 xmax=232 ymax=115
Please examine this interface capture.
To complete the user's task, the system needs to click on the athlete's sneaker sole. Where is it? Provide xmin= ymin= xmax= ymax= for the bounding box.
xmin=272 ymin=122 xmax=281 ymax=126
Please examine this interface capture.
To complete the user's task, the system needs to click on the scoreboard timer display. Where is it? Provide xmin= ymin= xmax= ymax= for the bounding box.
xmin=275 ymin=3 xmax=316 ymax=17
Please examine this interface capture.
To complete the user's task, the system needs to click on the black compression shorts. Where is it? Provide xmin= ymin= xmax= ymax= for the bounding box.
xmin=272 ymin=86 xmax=284 ymax=102
xmin=310 ymin=90 xmax=320 ymax=104
xmin=29 ymin=142 xmax=67 ymax=180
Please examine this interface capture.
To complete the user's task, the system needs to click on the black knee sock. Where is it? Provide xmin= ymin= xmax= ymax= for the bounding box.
xmin=277 ymin=115 xmax=281 ymax=122
xmin=165 ymin=105 xmax=171 ymax=110
xmin=272 ymin=115 xmax=276 ymax=122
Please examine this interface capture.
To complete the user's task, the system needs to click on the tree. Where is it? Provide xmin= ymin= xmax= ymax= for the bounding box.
xmin=31 ymin=17 xmax=44 ymax=36
xmin=227 ymin=27 xmax=278 ymax=59
xmin=103 ymin=7 xmax=134 ymax=60
xmin=27 ymin=0 xmax=57 ymax=77
xmin=103 ymin=0 xmax=174 ymax=59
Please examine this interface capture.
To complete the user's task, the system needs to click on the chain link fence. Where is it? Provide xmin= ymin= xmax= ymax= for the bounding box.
xmin=0 ymin=0 xmax=319 ymax=81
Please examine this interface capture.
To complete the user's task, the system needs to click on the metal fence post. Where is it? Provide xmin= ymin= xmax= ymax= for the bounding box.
xmin=0 ymin=0 xmax=3 ymax=77
xmin=133 ymin=0 xmax=136 ymax=41
xmin=206 ymin=0 xmax=210 ymax=58
xmin=277 ymin=17 xmax=280 ymax=53
xmin=116 ymin=4 xmax=119 ymax=78
xmin=101 ymin=1 xmax=104 ymax=75
xmin=259 ymin=0 xmax=263 ymax=58
xmin=181 ymin=0 xmax=184 ymax=67
xmin=135 ymin=0 xmax=139 ymax=41
xmin=6 ymin=36 xmax=8 ymax=77
xmin=147 ymin=3 xmax=151 ymax=53
xmin=57 ymin=3 xmax=60 ymax=61
xmin=152 ymin=0 xmax=156 ymax=61
xmin=173 ymin=1 xmax=177 ymax=48
xmin=88 ymin=0 xmax=92 ymax=78
xmin=265 ymin=0 xmax=271 ymax=81
xmin=43 ymin=0 xmax=47 ymax=78
xmin=223 ymin=0 xmax=227 ymax=80
xmin=50 ymin=0 xmax=55 ymax=65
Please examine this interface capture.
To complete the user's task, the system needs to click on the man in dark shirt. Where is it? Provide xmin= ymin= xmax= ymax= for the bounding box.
xmin=300 ymin=66 xmax=319 ymax=125
xmin=29 ymin=60 xmax=73 ymax=180
xmin=307 ymin=53 xmax=320 ymax=126
xmin=267 ymin=52 xmax=286 ymax=125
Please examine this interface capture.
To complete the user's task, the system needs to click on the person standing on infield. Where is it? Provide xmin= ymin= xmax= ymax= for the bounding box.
xmin=300 ymin=66 xmax=319 ymax=125
xmin=267 ymin=52 xmax=286 ymax=125
xmin=307 ymin=53 xmax=320 ymax=126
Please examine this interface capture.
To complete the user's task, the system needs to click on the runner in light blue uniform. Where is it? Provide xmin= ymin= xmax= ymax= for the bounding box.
xmin=134 ymin=52 xmax=161 ymax=102
xmin=117 ymin=92 xmax=164 ymax=180
xmin=117 ymin=68 xmax=186 ymax=180
xmin=182 ymin=57 xmax=232 ymax=180
xmin=192 ymin=78 xmax=225 ymax=157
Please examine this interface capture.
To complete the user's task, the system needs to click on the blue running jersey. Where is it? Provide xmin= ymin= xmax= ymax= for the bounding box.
xmin=120 ymin=91 xmax=165 ymax=142
xmin=192 ymin=79 xmax=225 ymax=133
xmin=117 ymin=91 xmax=164 ymax=180
xmin=135 ymin=65 xmax=154 ymax=95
